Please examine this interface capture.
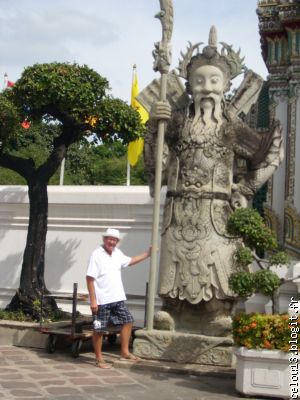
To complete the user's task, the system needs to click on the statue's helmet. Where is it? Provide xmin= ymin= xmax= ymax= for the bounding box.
xmin=178 ymin=26 xmax=245 ymax=93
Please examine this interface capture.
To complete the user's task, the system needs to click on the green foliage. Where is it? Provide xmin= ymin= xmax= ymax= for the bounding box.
xmin=232 ymin=312 xmax=291 ymax=351
xmin=227 ymin=207 xmax=290 ymax=306
xmin=12 ymin=62 xmax=109 ymax=120
xmin=229 ymin=271 xmax=256 ymax=298
xmin=0 ymin=167 xmax=26 ymax=184
xmin=0 ymin=92 xmax=19 ymax=148
xmin=96 ymin=98 xmax=144 ymax=144
xmin=64 ymin=141 xmax=147 ymax=185
xmin=96 ymin=156 xmax=127 ymax=185
xmin=227 ymin=208 xmax=277 ymax=252
xmin=7 ymin=122 xmax=61 ymax=165
xmin=0 ymin=309 xmax=31 ymax=321
xmin=269 ymin=251 xmax=290 ymax=265
xmin=0 ymin=62 xmax=145 ymax=185
xmin=0 ymin=307 xmax=71 ymax=323
xmin=253 ymin=269 xmax=281 ymax=296
xmin=235 ymin=247 xmax=253 ymax=267
xmin=130 ymin=157 xmax=148 ymax=185
xmin=11 ymin=62 xmax=144 ymax=143
xmin=229 ymin=269 xmax=281 ymax=298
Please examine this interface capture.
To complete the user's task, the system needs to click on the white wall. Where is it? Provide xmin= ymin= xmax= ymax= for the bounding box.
xmin=0 ymin=186 xmax=165 ymax=322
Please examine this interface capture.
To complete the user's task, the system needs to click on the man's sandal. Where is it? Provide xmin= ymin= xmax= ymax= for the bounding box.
xmin=95 ymin=360 xmax=112 ymax=369
xmin=119 ymin=354 xmax=140 ymax=361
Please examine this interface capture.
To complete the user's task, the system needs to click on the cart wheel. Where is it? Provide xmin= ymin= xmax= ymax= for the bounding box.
xmin=47 ymin=334 xmax=57 ymax=354
xmin=71 ymin=339 xmax=82 ymax=358
xmin=107 ymin=334 xmax=117 ymax=345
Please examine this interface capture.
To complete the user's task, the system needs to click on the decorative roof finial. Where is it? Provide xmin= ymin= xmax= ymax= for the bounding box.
xmin=208 ymin=25 xmax=217 ymax=48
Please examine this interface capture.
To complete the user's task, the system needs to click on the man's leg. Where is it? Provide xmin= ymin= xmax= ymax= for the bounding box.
xmin=93 ymin=305 xmax=112 ymax=369
xmin=120 ymin=322 xmax=133 ymax=358
xmin=92 ymin=332 xmax=112 ymax=368
xmin=92 ymin=332 xmax=103 ymax=361
xmin=113 ymin=301 xmax=139 ymax=360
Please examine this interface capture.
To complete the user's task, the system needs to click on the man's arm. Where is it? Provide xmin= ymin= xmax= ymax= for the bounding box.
xmin=129 ymin=247 xmax=151 ymax=266
xmin=86 ymin=275 xmax=98 ymax=313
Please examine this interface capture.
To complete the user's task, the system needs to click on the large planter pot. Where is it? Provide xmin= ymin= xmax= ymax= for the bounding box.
xmin=234 ymin=347 xmax=292 ymax=399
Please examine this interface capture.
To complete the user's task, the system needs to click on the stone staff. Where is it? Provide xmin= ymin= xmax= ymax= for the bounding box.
xmin=146 ymin=0 xmax=173 ymax=330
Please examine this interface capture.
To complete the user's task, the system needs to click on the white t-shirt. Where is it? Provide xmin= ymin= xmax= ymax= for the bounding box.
xmin=86 ymin=246 xmax=131 ymax=305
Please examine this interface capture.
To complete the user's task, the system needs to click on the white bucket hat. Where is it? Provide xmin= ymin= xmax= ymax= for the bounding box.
xmin=103 ymin=228 xmax=120 ymax=240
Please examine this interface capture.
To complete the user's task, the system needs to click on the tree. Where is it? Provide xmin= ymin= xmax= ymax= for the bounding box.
xmin=0 ymin=133 xmax=148 ymax=186
xmin=227 ymin=208 xmax=291 ymax=314
xmin=0 ymin=62 xmax=144 ymax=317
xmin=65 ymin=140 xmax=147 ymax=185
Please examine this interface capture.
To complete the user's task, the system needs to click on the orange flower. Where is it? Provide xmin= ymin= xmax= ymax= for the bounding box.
xmin=263 ymin=340 xmax=272 ymax=349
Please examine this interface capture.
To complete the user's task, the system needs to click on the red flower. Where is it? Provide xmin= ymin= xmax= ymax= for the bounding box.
xmin=21 ymin=120 xmax=31 ymax=129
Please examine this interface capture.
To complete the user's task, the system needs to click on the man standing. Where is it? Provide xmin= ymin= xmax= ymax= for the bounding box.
xmin=86 ymin=228 xmax=151 ymax=369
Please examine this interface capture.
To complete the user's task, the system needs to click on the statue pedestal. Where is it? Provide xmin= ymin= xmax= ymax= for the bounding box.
xmin=133 ymin=329 xmax=233 ymax=366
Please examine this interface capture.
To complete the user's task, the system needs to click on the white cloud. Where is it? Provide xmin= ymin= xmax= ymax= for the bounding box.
xmin=0 ymin=0 xmax=268 ymax=100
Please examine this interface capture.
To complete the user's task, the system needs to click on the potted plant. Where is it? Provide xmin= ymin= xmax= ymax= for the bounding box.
xmin=227 ymin=208 xmax=298 ymax=399
xmin=231 ymin=312 xmax=298 ymax=399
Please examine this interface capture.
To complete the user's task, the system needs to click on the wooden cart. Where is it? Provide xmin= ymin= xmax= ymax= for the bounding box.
xmin=40 ymin=283 xmax=93 ymax=357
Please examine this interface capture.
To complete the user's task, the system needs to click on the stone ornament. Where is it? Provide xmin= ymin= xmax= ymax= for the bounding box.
xmin=143 ymin=26 xmax=284 ymax=336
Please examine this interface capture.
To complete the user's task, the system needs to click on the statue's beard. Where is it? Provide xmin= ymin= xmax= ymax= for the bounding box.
xmin=192 ymin=93 xmax=224 ymax=131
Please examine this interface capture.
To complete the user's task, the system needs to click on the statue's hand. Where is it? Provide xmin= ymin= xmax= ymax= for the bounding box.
xmin=252 ymin=120 xmax=284 ymax=168
xmin=150 ymin=100 xmax=171 ymax=121
xmin=231 ymin=186 xmax=249 ymax=209
xmin=266 ymin=121 xmax=284 ymax=166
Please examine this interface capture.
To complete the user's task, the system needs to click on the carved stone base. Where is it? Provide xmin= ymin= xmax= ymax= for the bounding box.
xmin=133 ymin=329 xmax=233 ymax=366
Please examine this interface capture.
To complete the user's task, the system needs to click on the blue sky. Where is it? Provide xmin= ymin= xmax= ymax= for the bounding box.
xmin=0 ymin=0 xmax=267 ymax=102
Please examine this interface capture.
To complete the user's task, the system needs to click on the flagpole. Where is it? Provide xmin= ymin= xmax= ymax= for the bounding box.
xmin=126 ymin=65 xmax=138 ymax=186
xmin=3 ymin=73 xmax=8 ymax=90
xmin=146 ymin=0 xmax=173 ymax=330
xmin=126 ymin=162 xmax=130 ymax=186
xmin=59 ymin=158 xmax=65 ymax=185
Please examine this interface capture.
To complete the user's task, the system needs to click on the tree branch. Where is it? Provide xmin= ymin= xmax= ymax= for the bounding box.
xmin=251 ymin=250 xmax=269 ymax=270
xmin=0 ymin=153 xmax=35 ymax=181
xmin=284 ymin=274 xmax=300 ymax=283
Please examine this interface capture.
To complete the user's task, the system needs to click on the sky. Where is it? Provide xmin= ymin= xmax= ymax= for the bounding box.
xmin=0 ymin=0 xmax=267 ymax=103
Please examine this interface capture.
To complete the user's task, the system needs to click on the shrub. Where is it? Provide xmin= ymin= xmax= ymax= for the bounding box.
xmin=227 ymin=208 xmax=290 ymax=314
xmin=232 ymin=313 xmax=292 ymax=352
xmin=229 ymin=271 xmax=256 ymax=298
xmin=0 ymin=308 xmax=71 ymax=323
xmin=0 ymin=309 xmax=31 ymax=322
xmin=227 ymin=208 xmax=277 ymax=252
xmin=254 ymin=269 xmax=281 ymax=296
xmin=235 ymin=247 xmax=253 ymax=267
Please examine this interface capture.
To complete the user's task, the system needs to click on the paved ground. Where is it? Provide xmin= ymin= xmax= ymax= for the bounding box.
xmin=0 ymin=343 xmax=266 ymax=400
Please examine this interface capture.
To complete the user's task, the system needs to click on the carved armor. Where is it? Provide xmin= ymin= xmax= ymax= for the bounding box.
xmin=145 ymin=103 xmax=281 ymax=305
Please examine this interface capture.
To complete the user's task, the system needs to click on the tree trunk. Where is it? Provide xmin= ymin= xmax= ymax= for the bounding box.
xmin=6 ymin=178 xmax=57 ymax=317
xmin=272 ymin=287 xmax=280 ymax=314
xmin=2 ymin=136 xmax=72 ymax=319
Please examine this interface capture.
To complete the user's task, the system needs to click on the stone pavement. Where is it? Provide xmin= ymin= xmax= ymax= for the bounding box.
xmin=0 ymin=344 xmax=264 ymax=400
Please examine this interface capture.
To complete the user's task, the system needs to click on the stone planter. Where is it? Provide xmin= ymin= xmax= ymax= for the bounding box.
xmin=234 ymin=347 xmax=292 ymax=399
xmin=0 ymin=320 xmax=47 ymax=348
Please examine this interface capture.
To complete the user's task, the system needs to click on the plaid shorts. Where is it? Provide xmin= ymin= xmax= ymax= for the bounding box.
xmin=93 ymin=301 xmax=134 ymax=332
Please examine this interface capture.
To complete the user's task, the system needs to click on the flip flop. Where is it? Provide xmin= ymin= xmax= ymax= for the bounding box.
xmin=119 ymin=354 xmax=141 ymax=361
xmin=95 ymin=360 xmax=112 ymax=369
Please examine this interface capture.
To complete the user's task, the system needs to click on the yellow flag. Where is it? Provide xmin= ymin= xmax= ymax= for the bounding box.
xmin=128 ymin=68 xmax=149 ymax=167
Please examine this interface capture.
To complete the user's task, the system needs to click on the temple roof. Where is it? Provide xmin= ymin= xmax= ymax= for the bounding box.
xmin=257 ymin=0 xmax=300 ymax=69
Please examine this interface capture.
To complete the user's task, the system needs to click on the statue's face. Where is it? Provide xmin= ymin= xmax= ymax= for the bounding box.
xmin=189 ymin=65 xmax=225 ymax=102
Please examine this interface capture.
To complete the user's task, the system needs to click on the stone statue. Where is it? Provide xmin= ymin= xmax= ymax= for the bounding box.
xmin=144 ymin=26 xmax=284 ymax=336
